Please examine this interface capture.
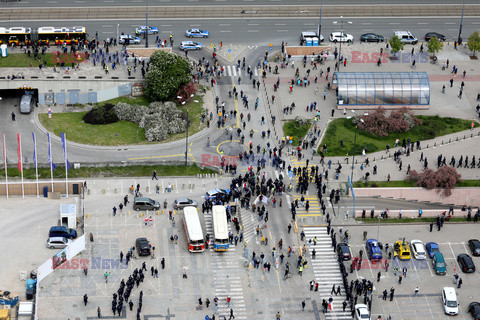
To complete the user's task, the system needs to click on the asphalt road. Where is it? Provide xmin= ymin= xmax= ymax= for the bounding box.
xmin=4 ymin=0 xmax=479 ymax=8
xmin=3 ymin=17 xmax=479 ymax=47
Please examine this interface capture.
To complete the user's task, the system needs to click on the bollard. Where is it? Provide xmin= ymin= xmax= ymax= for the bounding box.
xmin=140 ymin=212 xmax=143 ymax=217
xmin=456 ymin=137 xmax=459 ymax=141
xmin=102 ymin=188 xmax=105 ymax=194
xmin=449 ymin=139 xmax=451 ymax=143
xmin=86 ymin=213 xmax=90 ymax=218
xmin=464 ymin=135 xmax=466 ymax=139
xmin=157 ymin=210 xmax=160 ymax=215
xmin=442 ymin=141 xmax=444 ymax=145
xmin=162 ymin=209 xmax=165 ymax=214
xmin=373 ymin=157 xmax=375 ymax=162
xmin=434 ymin=142 xmax=436 ymax=147
xmin=427 ymin=144 xmax=429 ymax=148
xmin=114 ymin=188 xmax=118 ymax=194
xmin=471 ymin=134 xmax=473 ymax=138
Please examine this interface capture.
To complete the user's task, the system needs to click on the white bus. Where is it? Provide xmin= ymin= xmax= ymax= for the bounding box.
xmin=212 ymin=205 xmax=230 ymax=251
xmin=183 ymin=206 xmax=205 ymax=252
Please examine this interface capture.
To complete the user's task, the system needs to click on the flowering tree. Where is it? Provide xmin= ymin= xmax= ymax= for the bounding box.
xmin=176 ymin=82 xmax=197 ymax=103
xmin=144 ymin=51 xmax=192 ymax=101
xmin=407 ymin=166 xmax=461 ymax=197
xmin=358 ymin=107 xmax=421 ymax=137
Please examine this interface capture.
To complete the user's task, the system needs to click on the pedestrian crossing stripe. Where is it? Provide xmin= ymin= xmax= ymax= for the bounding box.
xmin=224 ymin=65 xmax=259 ymax=77
xmin=297 ymin=213 xmax=322 ymax=217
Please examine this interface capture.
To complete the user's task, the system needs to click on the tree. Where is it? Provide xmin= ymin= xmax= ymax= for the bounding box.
xmin=144 ymin=51 xmax=192 ymax=102
xmin=427 ymin=37 xmax=443 ymax=56
xmin=407 ymin=166 xmax=461 ymax=197
xmin=389 ymin=36 xmax=404 ymax=54
xmin=467 ymin=31 xmax=480 ymax=58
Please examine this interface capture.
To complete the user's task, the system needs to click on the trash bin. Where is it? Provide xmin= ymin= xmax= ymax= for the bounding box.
xmin=43 ymin=186 xmax=48 ymax=198
xmin=0 ymin=44 xmax=7 ymax=58
xmin=26 ymin=288 xmax=34 ymax=300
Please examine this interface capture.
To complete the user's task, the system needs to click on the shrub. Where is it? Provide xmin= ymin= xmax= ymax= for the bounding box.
xmin=358 ymin=107 xmax=421 ymax=137
xmin=114 ymin=101 xmax=186 ymax=142
xmin=176 ymin=82 xmax=197 ymax=103
xmin=407 ymin=166 xmax=461 ymax=197
xmin=83 ymin=103 xmax=119 ymax=125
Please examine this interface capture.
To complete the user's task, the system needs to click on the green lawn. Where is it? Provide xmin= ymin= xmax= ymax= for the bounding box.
xmin=354 ymin=179 xmax=480 ymax=188
xmin=0 ymin=53 xmax=87 ymax=68
xmin=0 ymin=163 xmax=215 ymax=179
xmin=39 ymin=94 xmax=206 ymax=146
xmin=283 ymin=119 xmax=312 ymax=145
xmin=98 ymin=95 xmax=151 ymax=107
xmin=39 ymin=112 xmax=148 ymax=146
xmin=320 ymin=116 xmax=478 ymax=156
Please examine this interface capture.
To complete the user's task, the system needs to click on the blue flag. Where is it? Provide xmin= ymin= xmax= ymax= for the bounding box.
xmin=32 ymin=132 xmax=37 ymax=167
xmin=60 ymin=132 xmax=71 ymax=171
xmin=47 ymin=132 xmax=56 ymax=171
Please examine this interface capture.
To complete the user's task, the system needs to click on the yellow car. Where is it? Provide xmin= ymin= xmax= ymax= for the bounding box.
xmin=394 ymin=240 xmax=411 ymax=260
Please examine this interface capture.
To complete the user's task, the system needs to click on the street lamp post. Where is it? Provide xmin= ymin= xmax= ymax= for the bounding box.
xmin=317 ymin=4 xmax=323 ymax=42
xmin=178 ymin=94 xmax=194 ymax=166
xmin=333 ymin=16 xmax=352 ymax=71
xmin=145 ymin=0 xmax=149 ymax=48
xmin=116 ymin=24 xmax=119 ymax=43
xmin=457 ymin=0 xmax=465 ymax=45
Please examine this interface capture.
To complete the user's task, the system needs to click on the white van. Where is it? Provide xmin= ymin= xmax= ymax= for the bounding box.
xmin=442 ymin=287 xmax=459 ymax=315
xmin=19 ymin=94 xmax=35 ymax=114
xmin=394 ymin=31 xmax=418 ymax=45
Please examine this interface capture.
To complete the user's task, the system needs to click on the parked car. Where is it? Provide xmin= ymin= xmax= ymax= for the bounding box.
xmin=468 ymin=302 xmax=480 ymax=320
xmin=411 ymin=240 xmax=427 ymax=260
xmin=179 ymin=41 xmax=202 ymax=51
xmin=135 ymin=238 xmax=151 ymax=256
xmin=185 ymin=28 xmax=209 ymax=38
xmin=329 ymin=32 xmax=353 ymax=43
xmin=135 ymin=26 xmax=159 ymax=35
xmin=393 ymin=30 xmax=418 ymax=44
xmin=366 ymin=239 xmax=382 ymax=262
xmin=46 ymin=237 xmax=72 ymax=249
xmin=457 ymin=253 xmax=476 ymax=273
xmin=442 ymin=287 xmax=459 ymax=315
xmin=173 ymin=198 xmax=198 ymax=209
xmin=354 ymin=304 xmax=370 ymax=320
xmin=49 ymin=226 xmax=77 ymax=239
xmin=424 ymin=32 xmax=446 ymax=41
xmin=119 ymin=34 xmax=141 ymax=45
xmin=468 ymin=239 xmax=480 ymax=256
xmin=337 ymin=243 xmax=351 ymax=261
xmin=432 ymin=252 xmax=447 ymax=275
xmin=394 ymin=240 xmax=411 ymax=260
xmin=360 ymin=33 xmax=384 ymax=43
xmin=426 ymin=242 xmax=440 ymax=258
xmin=133 ymin=197 xmax=160 ymax=211
xmin=205 ymin=188 xmax=230 ymax=200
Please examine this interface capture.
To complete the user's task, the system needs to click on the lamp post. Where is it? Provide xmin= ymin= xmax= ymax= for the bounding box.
xmin=457 ymin=0 xmax=465 ymax=45
xmin=317 ymin=3 xmax=323 ymax=42
xmin=145 ymin=0 xmax=149 ymax=48
xmin=333 ymin=16 xmax=352 ymax=71
xmin=178 ymin=94 xmax=195 ymax=166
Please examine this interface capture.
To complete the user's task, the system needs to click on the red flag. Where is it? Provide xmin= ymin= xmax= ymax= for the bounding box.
xmin=17 ymin=133 xmax=22 ymax=172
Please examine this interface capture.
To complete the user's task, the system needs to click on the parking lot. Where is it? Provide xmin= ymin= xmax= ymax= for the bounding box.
xmin=343 ymin=223 xmax=480 ymax=320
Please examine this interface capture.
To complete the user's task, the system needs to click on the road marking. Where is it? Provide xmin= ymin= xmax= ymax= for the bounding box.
xmin=247 ymin=23 xmax=258 ymax=26
xmin=277 ymin=30 xmax=288 ymax=32
xmin=219 ymin=24 xmax=231 ymax=26
xmin=389 ymin=23 xmax=400 ymax=25
xmin=161 ymin=25 xmax=172 ymax=27
xmin=102 ymin=25 xmax=113 ymax=28
xmin=275 ymin=23 xmax=286 ymax=26
xmin=247 ymin=30 xmax=259 ymax=32
xmin=220 ymin=30 xmax=232 ymax=33
xmin=417 ymin=22 xmax=428 ymax=24
xmin=361 ymin=22 xmax=372 ymax=25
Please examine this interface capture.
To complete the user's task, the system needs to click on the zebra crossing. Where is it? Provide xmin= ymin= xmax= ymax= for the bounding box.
xmin=238 ymin=206 xmax=256 ymax=244
xmin=292 ymin=195 xmax=322 ymax=217
xmin=203 ymin=212 xmax=248 ymax=319
xmin=303 ymin=226 xmax=352 ymax=320
xmin=222 ymin=65 xmax=259 ymax=77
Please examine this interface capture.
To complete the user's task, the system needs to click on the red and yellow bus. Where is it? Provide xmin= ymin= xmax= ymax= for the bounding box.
xmin=183 ymin=206 xmax=205 ymax=253
xmin=0 ymin=27 xmax=32 ymax=46
xmin=36 ymin=26 xmax=87 ymax=45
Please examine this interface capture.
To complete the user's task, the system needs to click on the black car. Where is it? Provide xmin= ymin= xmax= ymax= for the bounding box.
xmin=360 ymin=33 xmax=384 ymax=43
xmin=469 ymin=239 xmax=480 ymax=256
xmin=337 ymin=243 xmax=351 ymax=261
xmin=135 ymin=238 xmax=151 ymax=256
xmin=457 ymin=254 xmax=476 ymax=273
xmin=469 ymin=302 xmax=480 ymax=320
xmin=425 ymin=32 xmax=446 ymax=41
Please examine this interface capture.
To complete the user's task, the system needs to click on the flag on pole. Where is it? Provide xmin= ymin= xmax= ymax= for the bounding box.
xmin=60 ymin=132 xmax=71 ymax=171
xmin=2 ymin=133 xmax=6 ymax=168
xmin=32 ymin=132 xmax=37 ymax=167
xmin=17 ymin=133 xmax=22 ymax=172
xmin=47 ymin=133 xmax=56 ymax=171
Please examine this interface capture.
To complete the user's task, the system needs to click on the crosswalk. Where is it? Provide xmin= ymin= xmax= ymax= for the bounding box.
xmin=304 ymin=226 xmax=352 ymax=320
xmin=203 ymin=212 xmax=248 ymax=319
xmin=238 ymin=206 xmax=256 ymax=244
xmin=222 ymin=65 xmax=259 ymax=77
xmin=292 ymin=195 xmax=322 ymax=217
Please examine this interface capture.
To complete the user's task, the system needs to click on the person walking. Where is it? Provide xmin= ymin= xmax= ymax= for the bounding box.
xmin=302 ymin=300 xmax=306 ymax=311
xmin=389 ymin=288 xmax=395 ymax=301
xmin=398 ymin=275 xmax=403 ymax=284
xmin=229 ymin=308 xmax=235 ymax=320
xmin=11 ymin=112 xmax=15 ymax=121
xmin=457 ymin=278 xmax=463 ymax=289
xmin=83 ymin=294 xmax=88 ymax=306
xmin=152 ymin=170 xmax=158 ymax=180
xmin=383 ymin=289 xmax=388 ymax=300
xmin=276 ymin=311 xmax=281 ymax=320
xmin=414 ymin=287 xmax=419 ymax=296
xmin=453 ymin=273 xmax=459 ymax=284
xmin=97 ymin=306 xmax=101 ymax=318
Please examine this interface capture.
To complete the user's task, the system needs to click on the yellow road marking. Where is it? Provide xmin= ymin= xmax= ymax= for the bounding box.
xmin=297 ymin=214 xmax=323 ymax=217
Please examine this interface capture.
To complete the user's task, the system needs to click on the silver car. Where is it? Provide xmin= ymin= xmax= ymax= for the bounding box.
xmin=173 ymin=198 xmax=198 ymax=209
xmin=46 ymin=237 xmax=72 ymax=249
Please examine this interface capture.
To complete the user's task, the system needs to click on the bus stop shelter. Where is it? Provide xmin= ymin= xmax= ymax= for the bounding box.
xmin=332 ymin=72 xmax=430 ymax=108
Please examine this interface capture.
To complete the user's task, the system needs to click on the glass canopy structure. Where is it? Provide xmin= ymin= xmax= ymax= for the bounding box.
xmin=332 ymin=72 xmax=430 ymax=106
